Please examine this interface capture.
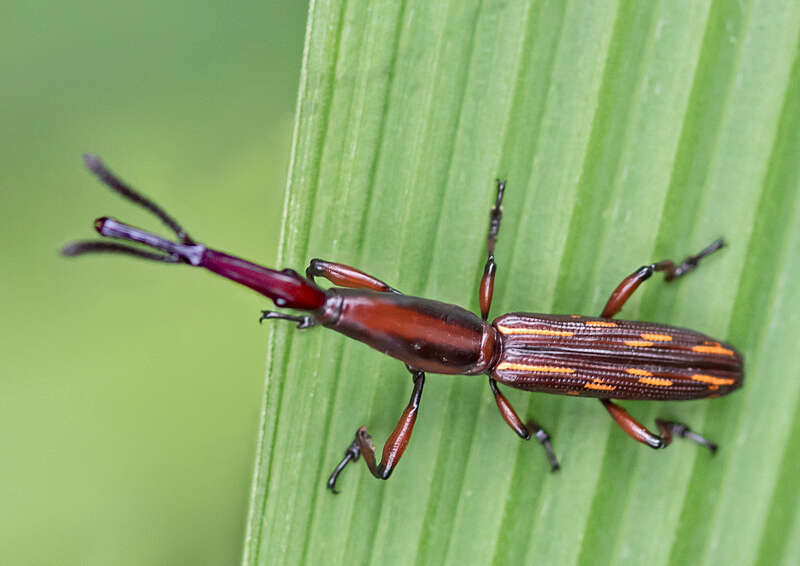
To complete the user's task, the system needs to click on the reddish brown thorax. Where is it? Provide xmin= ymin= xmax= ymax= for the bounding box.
xmin=315 ymin=289 xmax=498 ymax=375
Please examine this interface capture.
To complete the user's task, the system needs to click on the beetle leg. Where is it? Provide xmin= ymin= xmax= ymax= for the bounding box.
xmin=326 ymin=439 xmax=360 ymax=494
xmin=479 ymin=179 xmax=506 ymax=320
xmin=326 ymin=369 xmax=425 ymax=493
xmin=656 ymin=418 xmax=718 ymax=453
xmin=258 ymin=310 xmax=317 ymax=329
xmin=601 ymin=399 xmax=717 ymax=453
xmin=489 ymin=378 xmax=559 ymax=470
xmin=306 ymin=259 xmax=401 ymax=294
xmin=600 ymin=239 xmax=725 ymax=318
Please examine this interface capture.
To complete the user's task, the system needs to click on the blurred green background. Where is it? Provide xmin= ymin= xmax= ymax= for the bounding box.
xmin=1 ymin=2 xmax=307 ymax=564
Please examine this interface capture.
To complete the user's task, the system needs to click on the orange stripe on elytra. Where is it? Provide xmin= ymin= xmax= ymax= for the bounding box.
xmin=638 ymin=377 xmax=673 ymax=387
xmin=586 ymin=320 xmax=617 ymax=327
xmin=691 ymin=344 xmax=735 ymax=356
xmin=567 ymin=390 xmax=581 ymax=396
xmin=584 ymin=380 xmax=615 ymax=391
xmin=641 ymin=333 xmax=672 ymax=341
xmin=625 ymin=368 xmax=653 ymax=376
xmin=496 ymin=325 xmax=574 ymax=337
xmin=496 ymin=362 xmax=575 ymax=373
xmin=691 ymin=374 xmax=736 ymax=386
xmin=625 ymin=340 xmax=654 ymax=347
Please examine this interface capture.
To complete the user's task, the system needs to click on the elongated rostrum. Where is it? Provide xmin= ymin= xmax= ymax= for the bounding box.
xmin=64 ymin=155 xmax=743 ymax=492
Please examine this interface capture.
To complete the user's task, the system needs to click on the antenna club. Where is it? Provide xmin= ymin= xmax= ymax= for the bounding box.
xmin=94 ymin=216 xmax=111 ymax=235
xmin=83 ymin=153 xmax=103 ymax=173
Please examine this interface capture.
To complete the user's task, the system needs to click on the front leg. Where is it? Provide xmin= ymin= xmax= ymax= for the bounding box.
xmin=258 ymin=310 xmax=317 ymax=329
xmin=306 ymin=258 xmax=401 ymax=294
xmin=327 ymin=368 xmax=424 ymax=493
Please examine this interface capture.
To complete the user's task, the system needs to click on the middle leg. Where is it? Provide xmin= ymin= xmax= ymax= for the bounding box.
xmin=489 ymin=378 xmax=559 ymax=470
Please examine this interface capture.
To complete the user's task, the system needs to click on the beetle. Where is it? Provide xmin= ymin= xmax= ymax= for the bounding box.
xmin=64 ymin=155 xmax=743 ymax=493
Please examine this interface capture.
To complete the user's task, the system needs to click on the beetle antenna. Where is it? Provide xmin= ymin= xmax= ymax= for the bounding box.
xmin=63 ymin=154 xmax=328 ymax=310
xmin=82 ymin=154 xmax=194 ymax=244
xmin=61 ymin=240 xmax=180 ymax=262
xmin=62 ymin=155 xmax=205 ymax=265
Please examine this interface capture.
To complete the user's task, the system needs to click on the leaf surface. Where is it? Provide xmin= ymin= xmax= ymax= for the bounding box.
xmin=244 ymin=2 xmax=800 ymax=565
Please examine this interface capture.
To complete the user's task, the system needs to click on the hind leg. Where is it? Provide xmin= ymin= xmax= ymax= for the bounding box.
xmin=478 ymin=179 xmax=506 ymax=320
xmin=601 ymin=239 xmax=724 ymax=319
xmin=601 ymin=399 xmax=717 ymax=453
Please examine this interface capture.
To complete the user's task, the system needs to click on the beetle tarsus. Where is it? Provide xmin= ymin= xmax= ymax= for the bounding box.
xmin=527 ymin=420 xmax=560 ymax=471
xmin=656 ymin=418 xmax=718 ymax=454
xmin=664 ymin=238 xmax=725 ymax=281
xmin=258 ymin=310 xmax=317 ymax=329
xmin=326 ymin=439 xmax=361 ymax=494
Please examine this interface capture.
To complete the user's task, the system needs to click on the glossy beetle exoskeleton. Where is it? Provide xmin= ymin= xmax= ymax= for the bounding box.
xmin=64 ymin=155 xmax=743 ymax=492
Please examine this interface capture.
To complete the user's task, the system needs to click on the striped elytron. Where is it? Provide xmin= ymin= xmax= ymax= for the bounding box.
xmin=492 ymin=314 xmax=740 ymax=400
xmin=63 ymin=156 xmax=743 ymax=492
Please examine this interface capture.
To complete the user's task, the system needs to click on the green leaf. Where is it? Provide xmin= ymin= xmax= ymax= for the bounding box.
xmin=244 ymin=2 xmax=800 ymax=565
